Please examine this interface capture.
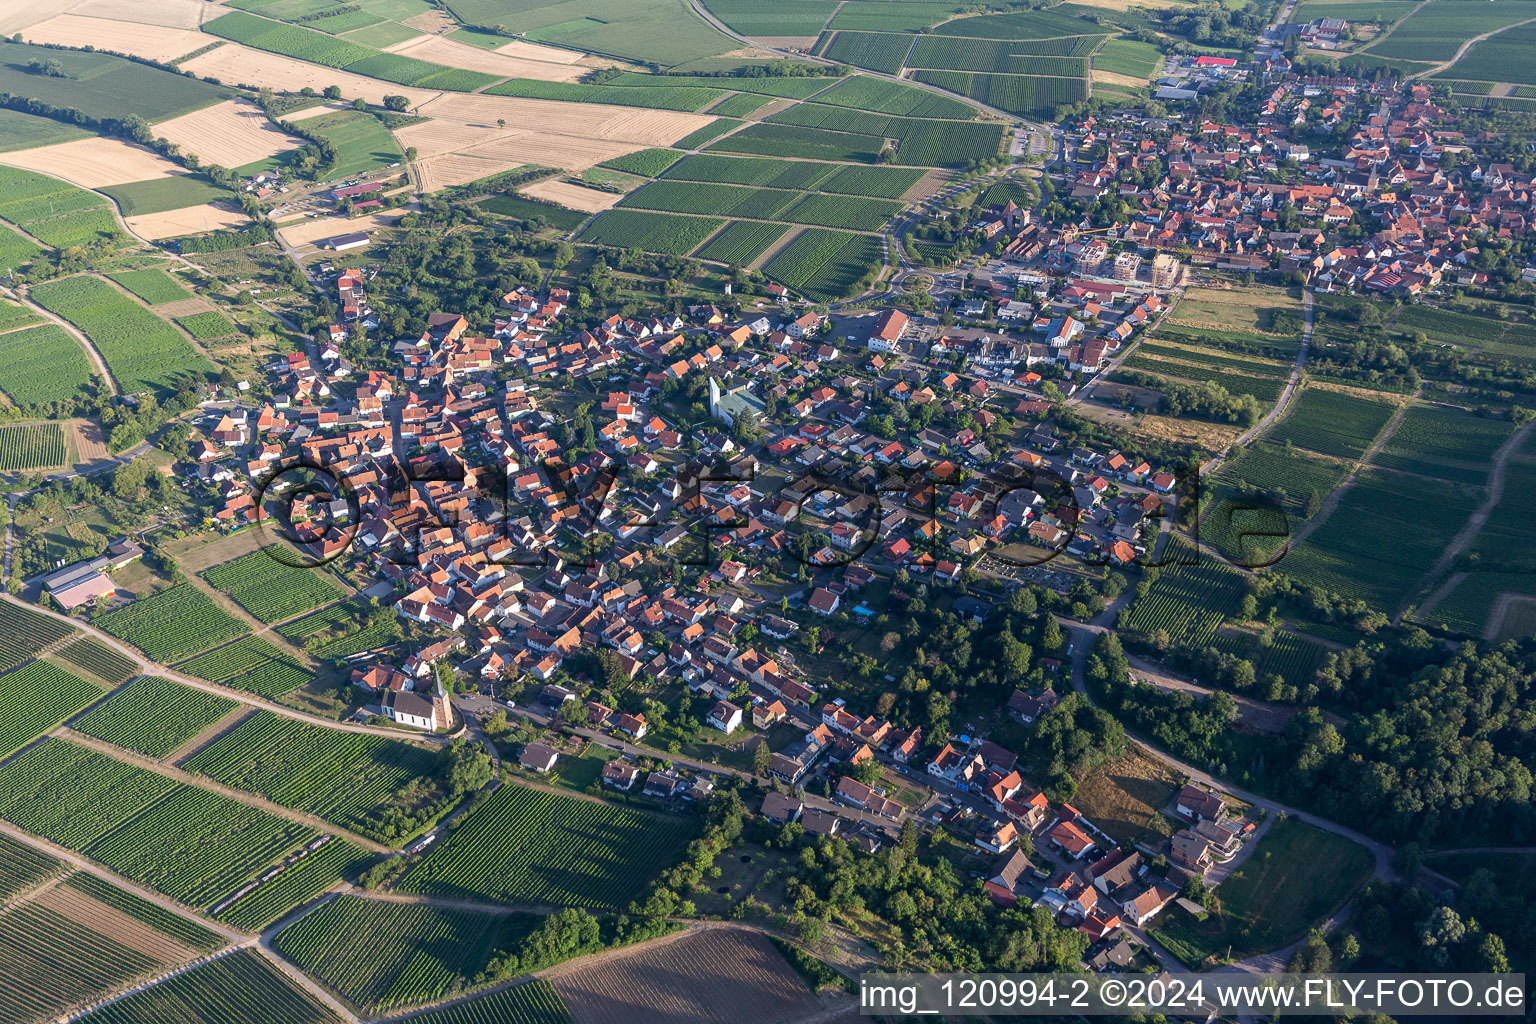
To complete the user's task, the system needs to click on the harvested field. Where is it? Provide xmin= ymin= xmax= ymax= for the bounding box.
xmin=277 ymin=208 xmax=407 ymax=247
xmin=179 ymin=42 xmax=442 ymax=108
xmin=551 ymin=928 xmax=821 ymax=1024
xmin=153 ymin=296 xmax=215 ymax=318
xmin=522 ymin=179 xmax=622 ymax=212
xmin=413 ymin=153 xmax=513 ymax=192
xmin=71 ymin=420 xmax=108 ymax=462
xmin=0 ymin=0 xmax=72 ymax=34
xmin=32 ymin=882 xmax=201 ymax=965
xmin=494 ymin=39 xmax=588 ymax=64
xmin=126 ymin=204 xmax=250 ymax=240
xmin=386 ymin=34 xmax=586 ymax=81
xmin=153 ymin=100 xmax=303 ymax=168
xmin=20 ymin=14 xmax=207 ymax=63
xmin=1092 ymin=69 xmax=1149 ymax=88
xmin=283 ymin=102 xmax=352 ymax=123
xmin=401 ymin=9 xmax=456 ymax=32
xmin=412 ymin=94 xmax=711 ymax=146
xmin=0 ymin=137 xmax=185 ymax=188
xmin=71 ymin=0 xmax=210 ymax=29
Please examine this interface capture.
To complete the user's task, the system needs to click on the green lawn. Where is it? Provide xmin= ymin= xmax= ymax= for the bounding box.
xmin=301 ymin=111 xmax=404 ymax=178
xmin=1152 ymin=817 xmax=1372 ymax=966
xmin=99 ymin=176 xmax=238 ymax=217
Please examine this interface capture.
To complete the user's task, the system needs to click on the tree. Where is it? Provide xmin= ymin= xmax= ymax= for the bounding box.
xmin=324 ymin=85 xmax=342 ymax=99
xmin=383 ymin=95 xmax=409 ymax=112
xmin=752 ymin=736 xmax=772 ymax=777
xmin=352 ymin=97 xmax=369 ymax=111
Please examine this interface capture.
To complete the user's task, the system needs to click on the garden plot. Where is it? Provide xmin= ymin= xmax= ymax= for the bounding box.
xmin=70 ymin=0 xmax=210 ymax=29
xmin=19 ymin=14 xmax=207 ymax=63
xmin=522 ymin=179 xmax=622 ymax=212
xmin=384 ymin=33 xmax=587 ymax=81
xmin=179 ymin=42 xmax=443 ymax=108
xmin=125 ymin=205 xmax=251 ymax=240
xmin=153 ymin=100 xmax=304 ymax=169
xmin=0 ymin=137 xmax=185 ymax=188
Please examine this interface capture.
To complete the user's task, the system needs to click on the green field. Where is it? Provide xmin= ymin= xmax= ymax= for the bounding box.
xmin=0 ymin=660 xmax=102 ymax=760
xmin=0 ymin=109 xmax=90 ymax=153
xmin=672 ymin=117 xmax=743 ymax=149
xmin=0 ymin=324 xmax=95 ymax=410
xmin=273 ymin=896 xmax=549 ymax=1011
xmin=705 ymin=0 xmax=839 ymax=35
xmin=72 ymin=677 xmax=238 ymax=759
xmin=106 ymin=269 xmax=192 ymax=305
xmin=297 ymin=111 xmax=405 ymax=178
xmin=708 ymin=122 xmax=885 ymax=162
xmin=439 ymin=0 xmax=736 ymax=67
xmin=1265 ymin=388 xmax=1396 ymax=460
xmin=931 ymin=7 xmax=1104 ymax=39
xmin=200 ymin=551 xmax=345 ymax=624
xmin=176 ymin=636 xmax=312 ymax=698
xmin=0 ymin=423 xmax=67 ymax=471
xmin=1370 ymin=405 xmax=1515 ymax=485
xmin=176 ymin=311 xmax=240 ymax=340
xmin=0 ymin=166 xmax=124 ymax=250
xmin=580 ymin=210 xmax=725 ymax=254
xmin=822 ymin=31 xmax=915 ymax=74
xmin=482 ymin=194 xmax=588 ymax=232
xmin=695 ymin=219 xmax=791 ymax=266
xmin=607 ymin=73 xmax=833 ymax=98
xmin=29 ymin=276 xmax=217 ymax=397
xmin=99 ymin=177 xmax=237 ymax=217
xmin=1153 ymin=818 xmax=1371 ymax=964
xmin=1363 ymin=0 xmax=1536 ymax=63
xmin=1094 ymin=37 xmax=1161 ymax=80
xmin=94 ymin=584 xmax=249 ymax=662
xmin=760 ymin=226 xmax=877 ymax=298
xmin=911 ymin=69 xmax=1087 ymax=117
xmin=396 ymin=782 xmax=695 ymax=908
xmin=76 ymin=948 xmax=343 ymax=1024
xmin=599 ymin=148 xmax=684 ymax=176
xmin=214 ymin=834 xmax=374 ymax=931
xmin=394 ymin=980 xmax=573 ymax=1024
xmin=1117 ymin=538 xmax=1248 ymax=649
xmin=0 ymin=832 xmax=60 ymax=902
xmin=618 ymin=179 xmax=898 ymax=229
xmin=663 ymin=153 xmax=836 ymax=190
xmin=828 ymin=1 xmax=963 ymax=32
xmin=55 ymin=637 xmax=137 ymax=686
xmin=0 ymin=900 xmax=160 ymax=1024
xmin=0 ymin=602 xmax=76 ymax=674
xmin=1438 ymin=22 xmax=1536 ymax=87
xmin=182 ymin=710 xmax=448 ymax=839
xmin=813 ymin=73 xmax=976 ymax=118
xmin=707 ymin=92 xmax=773 ymax=118
xmin=0 ymin=42 xmax=235 ymax=122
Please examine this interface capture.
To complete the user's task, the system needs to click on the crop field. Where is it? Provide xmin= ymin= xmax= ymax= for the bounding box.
xmin=695 ymin=220 xmax=791 ymax=266
xmin=763 ymin=227 xmax=858 ymax=289
xmin=0 ymin=900 xmax=160 ymax=1024
xmin=215 ymin=835 xmax=373 ymax=931
xmin=0 ymin=423 xmax=66 ymax=471
xmin=671 ymin=117 xmax=743 ymax=149
xmin=481 ymin=195 xmax=588 ymax=232
xmin=765 ymin=103 xmax=1006 ymax=166
xmin=619 ymin=180 xmax=797 ymax=220
xmin=1426 ymin=446 xmax=1536 ymax=634
xmin=0 ymin=740 xmax=178 ymax=850
xmin=0 ymin=109 xmax=90 ymax=154
xmin=801 ymin=232 xmax=882 ymax=301
xmin=1206 ymin=441 xmax=1349 ymax=523
xmin=607 ymin=74 xmax=831 ymax=98
xmin=0 ymin=601 xmax=76 ymax=673
xmin=708 ymin=122 xmax=884 ymax=163
xmin=443 ymin=0 xmax=736 ymax=68
xmin=1117 ymin=538 xmax=1248 ymax=649
xmin=176 ymin=637 xmax=312 ymax=698
xmin=0 ymin=299 xmax=35 ymax=331
xmin=823 ymin=30 xmax=918 ymax=73
xmin=1370 ymin=406 xmax=1514 ymax=485
xmin=820 ymin=163 xmax=926 ymax=199
xmin=274 ymin=896 xmax=545 ymax=1010
xmin=781 ymin=192 xmax=901 ymax=231
xmin=99 ymin=176 xmax=238 ymax=217
xmin=909 ymin=35 xmax=1093 ymax=75
xmin=200 ymin=551 xmax=345 ymax=624
xmin=599 ymin=148 xmax=684 ymax=177
xmin=1265 ymin=388 xmax=1396 ymax=460
xmin=0 ymin=659 xmax=104 ymax=760
xmin=1442 ymin=22 xmax=1536 ymax=85
xmin=828 ymin=1 xmax=959 ymax=32
xmin=55 ymin=638 xmax=137 ymax=686
xmin=403 ymin=979 xmax=572 ymax=1024
xmin=0 ymin=832 xmax=60 ymax=901
xmin=72 ymin=677 xmax=237 ymax=759
xmin=580 ymin=210 xmax=726 ymax=255
xmin=95 ymin=584 xmax=249 ymax=663
xmin=1123 ymin=354 xmax=1284 ymax=403
xmin=106 ymin=269 xmax=191 ymax=306
xmin=706 ymin=0 xmax=838 ymax=35
xmin=707 ymin=93 xmax=773 ymax=118
xmin=297 ymin=111 xmax=405 ymax=179
xmin=1392 ymin=303 xmax=1536 ymax=362
xmin=29 ymin=276 xmax=217 ymax=397
xmin=663 ymin=154 xmax=835 ymax=190
xmin=0 ymin=325 xmax=94 ymax=410
xmin=932 ymin=7 xmax=1104 ymax=38
xmin=0 ymin=167 xmax=123 ymax=251
xmin=1094 ymin=37 xmax=1161 ymax=79
xmin=1281 ymin=468 xmax=1472 ymax=609
xmin=63 ymin=873 xmax=224 ymax=952
xmin=912 ymin=69 xmax=1088 ymax=117
xmin=183 ymin=710 xmax=444 ymax=836
xmin=553 ymin=927 xmax=819 ymax=1024
xmin=396 ymin=783 xmax=695 ymax=908
xmin=813 ymin=74 xmax=975 ymax=118
xmin=175 ymin=311 xmax=240 ymax=340
xmin=0 ymin=42 xmax=235 ymax=123
xmin=0 ymin=223 xmax=43 ymax=271
xmin=78 ymin=948 xmax=344 ymax=1024
xmin=1363 ymin=0 xmax=1536 ymax=62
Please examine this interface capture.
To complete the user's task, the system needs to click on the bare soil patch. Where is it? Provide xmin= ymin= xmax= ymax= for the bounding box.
xmin=71 ymin=420 xmax=107 ymax=463
xmin=126 ymin=205 xmax=251 ymax=241
xmin=745 ymin=36 xmax=819 ymax=49
xmin=387 ymin=34 xmax=586 ymax=80
xmin=412 ymin=93 xmax=711 ymax=147
xmin=34 ymin=883 xmax=201 ymax=964
xmin=493 ymin=38 xmax=587 ymax=64
xmin=153 ymin=100 xmax=305 ymax=169
xmin=20 ymin=14 xmax=206 ymax=62
xmin=550 ymin=927 xmax=823 ymax=1024
xmin=400 ymin=9 xmax=455 ymax=32
xmin=0 ymin=137 xmax=186 ymax=188
xmin=277 ymin=208 xmax=408 ymax=248
xmin=152 ymin=296 xmax=215 ymax=318
xmin=71 ymin=0 xmax=209 ymax=29
xmin=521 ymin=179 xmax=621 ymax=212
xmin=1092 ymin=69 xmax=1150 ymax=87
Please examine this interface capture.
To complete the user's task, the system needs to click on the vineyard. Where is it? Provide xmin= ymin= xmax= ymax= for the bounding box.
xmin=396 ymin=783 xmax=694 ymax=908
xmin=695 ymin=221 xmax=791 ymax=267
xmin=175 ymin=311 xmax=239 ymax=340
xmin=822 ymin=30 xmax=914 ymax=74
xmin=106 ymin=269 xmax=190 ymax=306
xmin=215 ymin=835 xmax=373 ymax=932
xmin=200 ymin=551 xmax=345 ymax=624
xmin=273 ymin=896 xmax=543 ymax=1010
xmin=0 ymin=165 xmax=125 ymax=250
xmin=28 ymin=276 xmax=217 ymax=397
xmin=76 ymin=948 xmax=344 ymax=1024
xmin=176 ymin=637 xmax=312 ymax=697
xmin=278 ymin=600 xmax=401 ymax=660
xmin=0 ymin=599 xmax=76 ymax=671
xmin=1265 ymin=388 xmax=1396 ymax=460
xmin=708 ymin=123 xmax=884 ymax=163
xmin=0 ymin=831 xmax=61 ymax=901
xmin=56 ymin=637 xmax=138 ymax=685
xmin=0 ymin=324 xmax=94 ymax=409
xmin=814 ymin=74 xmax=975 ymax=119
xmin=63 ymin=873 xmax=224 ymax=952
xmin=1369 ymin=405 xmax=1515 ymax=485
xmin=580 ymin=211 xmax=725 ymax=255
xmin=763 ymin=228 xmax=859 ymax=290
xmin=910 ymin=70 xmax=1087 ymax=118
xmin=663 ymin=154 xmax=837 ymax=190
xmin=1117 ymin=540 xmax=1249 ymax=650
xmin=401 ymin=979 xmax=573 ymax=1024
xmin=598 ymin=149 xmax=683 ymax=177
xmin=95 ymin=584 xmax=248 ymax=662
xmin=72 ymin=676 xmax=238 ymax=758
xmin=0 ymin=659 xmax=104 ymax=759
xmin=0 ymin=422 xmax=66 ymax=470
xmin=182 ymin=711 xmax=446 ymax=838
xmin=0 ymin=900 xmax=159 ymax=1024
